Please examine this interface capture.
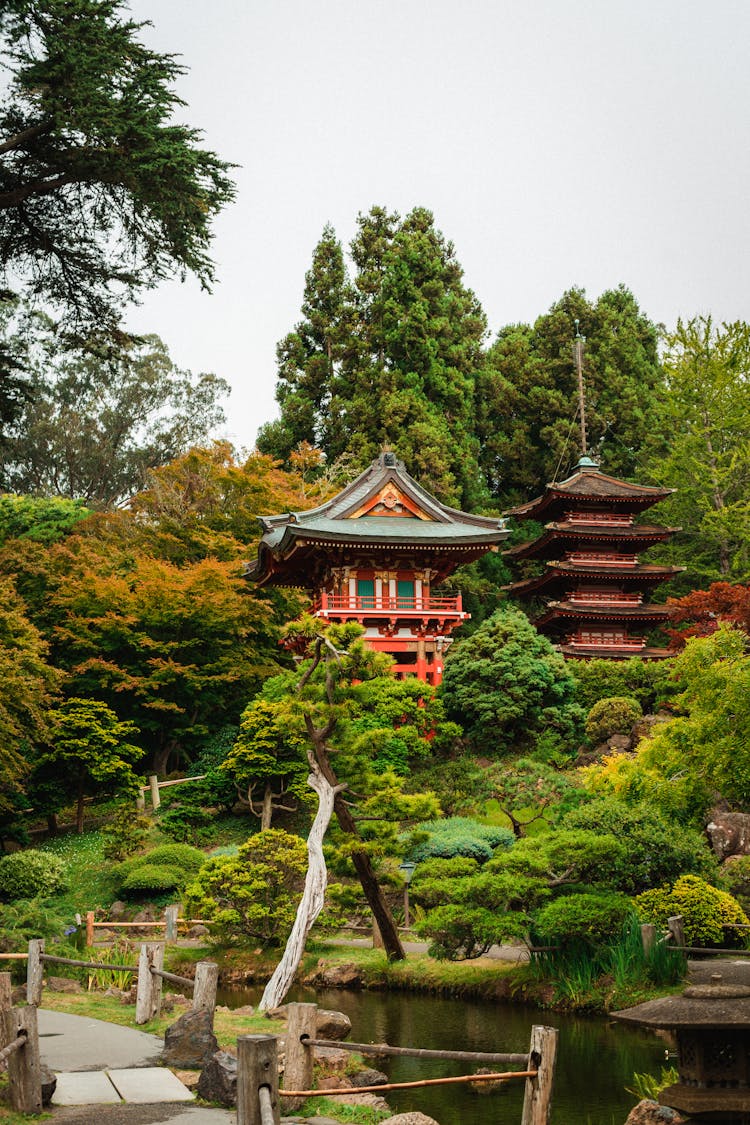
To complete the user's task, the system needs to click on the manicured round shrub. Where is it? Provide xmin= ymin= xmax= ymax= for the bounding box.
xmin=722 ymin=856 xmax=750 ymax=908
xmin=585 ymin=696 xmax=642 ymax=744
xmin=407 ymin=818 xmax=513 ymax=865
xmin=533 ymin=892 xmax=635 ymax=949
xmin=0 ymin=850 xmax=68 ymax=901
xmin=121 ymin=864 xmax=183 ymax=896
xmin=635 ymin=875 xmax=750 ymax=948
xmin=137 ymin=844 xmax=206 ymax=875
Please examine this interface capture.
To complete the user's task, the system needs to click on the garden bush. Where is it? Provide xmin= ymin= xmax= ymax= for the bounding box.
xmin=532 ymin=892 xmax=635 ymax=950
xmin=722 ymin=856 xmax=750 ymax=909
xmin=571 ymin=657 xmax=674 ymax=712
xmin=562 ymin=798 xmax=717 ymax=893
xmin=100 ymin=805 xmax=150 ymax=860
xmin=635 ymin=875 xmax=750 ymax=948
xmin=0 ymin=850 xmax=68 ymax=901
xmin=184 ymin=828 xmax=307 ymax=946
xmin=585 ymin=696 xmax=642 ymax=744
xmin=406 ymin=817 xmax=513 ymax=864
xmin=113 ymin=843 xmax=206 ymax=896
xmin=120 ymin=864 xmax=182 ymax=896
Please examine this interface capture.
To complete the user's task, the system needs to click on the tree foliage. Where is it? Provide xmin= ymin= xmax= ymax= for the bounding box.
xmin=666 ymin=581 xmax=750 ymax=649
xmin=583 ymin=626 xmax=750 ymax=822
xmin=258 ymin=206 xmax=488 ymax=507
xmin=0 ymin=0 xmax=235 ymax=332
xmin=31 ymin=696 xmax=143 ymax=832
xmin=440 ymin=606 xmax=584 ymax=756
xmin=476 ymin=286 xmax=662 ymax=505
xmin=0 ymin=322 xmax=229 ymax=507
xmin=643 ymin=317 xmax=750 ymax=588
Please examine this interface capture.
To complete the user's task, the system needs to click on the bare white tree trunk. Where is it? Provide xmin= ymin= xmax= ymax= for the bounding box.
xmin=258 ymin=760 xmax=342 ymax=1010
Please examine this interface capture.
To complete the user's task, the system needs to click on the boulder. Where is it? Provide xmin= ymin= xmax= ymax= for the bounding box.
xmin=109 ymin=900 xmax=127 ymax=919
xmin=40 ymin=1063 xmax=57 ymax=1106
xmin=197 ymin=1049 xmax=237 ymax=1107
xmin=631 ymin=713 xmax=671 ymax=744
xmin=350 ymin=1067 xmax=388 ymax=1087
xmin=706 ymin=812 xmax=750 ymax=859
xmin=607 ymin=733 xmax=632 ymax=752
xmin=133 ymin=908 xmax=155 ymax=923
xmin=188 ymin=923 xmax=210 ymax=938
xmin=380 ymin=1114 xmax=442 ymax=1125
xmin=162 ymin=1008 xmax=218 ymax=1068
xmin=232 ymin=1003 xmax=255 ymax=1016
xmin=313 ymin=1044 xmax=350 ymax=1073
xmin=304 ymin=961 xmax=364 ymax=989
xmin=47 ymin=976 xmax=82 ymax=993
xmin=340 ymin=1091 xmax=390 ymax=1110
xmin=624 ymin=1100 xmax=685 ymax=1124
xmin=316 ymin=1007 xmax=352 ymax=1041
xmin=318 ymin=1075 xmax=353 ymax=1090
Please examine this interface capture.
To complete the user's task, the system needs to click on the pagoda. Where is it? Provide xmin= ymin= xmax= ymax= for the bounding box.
xmin=248 ymin=451 xmax=508 ymax=684
xmin=504 ymin=454 xmax=682 ymax=659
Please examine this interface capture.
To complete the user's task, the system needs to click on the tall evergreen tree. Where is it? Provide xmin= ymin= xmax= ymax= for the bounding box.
xmin=259 ymin=207 xmax=488 ymax=507
xmin=476 ymin=287 xmax=663 ymax=506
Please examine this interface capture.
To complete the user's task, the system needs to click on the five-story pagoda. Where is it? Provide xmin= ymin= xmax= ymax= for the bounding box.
xmin=248 ymin=452 xmax=508 ymax=684
xmin=504 ymin=455 xmax=683 ymax=659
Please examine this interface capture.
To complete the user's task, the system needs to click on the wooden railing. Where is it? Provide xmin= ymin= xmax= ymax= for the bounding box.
xmin=565 ymin=552 xmax=638 ymax=567
xmin=264 ymin=1002 xmax=557 ymax=1125
xmin=569 ymin=635 xmax=646 ymax=649
xmin=565 ymin=511 xmax=633 ymax=526
xmin=567 ymin=591 xmax=643 ymax=605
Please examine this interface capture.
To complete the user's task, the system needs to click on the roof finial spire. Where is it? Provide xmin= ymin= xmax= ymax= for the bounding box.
xmin=574 ymin=319 xmax=587 ymax=458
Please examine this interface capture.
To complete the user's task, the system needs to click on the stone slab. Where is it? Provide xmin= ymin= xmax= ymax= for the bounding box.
xmin=108 ymin=1066 xmax=195 ymax=1103
xmin=39 ymin=1008 xmax=162 ymax=1071
xmin=52 ymin=1071 xmax=122 ymax=1105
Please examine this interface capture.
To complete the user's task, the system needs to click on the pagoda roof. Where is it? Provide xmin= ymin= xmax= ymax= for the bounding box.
xmin=508 ymin=561 xmax=685 ymax=598
xmin=536 ymin=602 xmax=671 ymax=628
xmin=505 ymin=457 xmax=674 ymax=521
xmin=505 ymin=522 xmax=679 ymax=561
xmin=247 ymin=452 xmax=508 ymax=587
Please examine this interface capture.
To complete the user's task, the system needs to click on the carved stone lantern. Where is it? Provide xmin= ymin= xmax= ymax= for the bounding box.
xmin=612 ymin=973 xmax=750 ymax=1120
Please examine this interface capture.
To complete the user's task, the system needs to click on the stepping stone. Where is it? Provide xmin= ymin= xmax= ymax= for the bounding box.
xmin=52 ymin=1071 xmax=121 ymax=1105
xmin=107 ymin=1066 xmax=195 ymax=1103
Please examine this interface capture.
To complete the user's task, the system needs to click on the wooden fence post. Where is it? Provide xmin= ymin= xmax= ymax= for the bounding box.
xmin=26 ymin=940 xmax=44 ymax=1006
xmin=0 ymin=971 xmax=11 ymax=1013
xmin=136 ymin=791 xmax=146 ymax=811
xmin=192 ymin=961 xmax=219 ymax=1017
xmin=283 ymin=1002 xmax=317 ymax=1094
xmin=149 ymin=775 xmax=161 ymax=810
xmin=668 ymin=915 xmax=686 ymax=949
xmin=521 ymin=1024 xmax=558 ymax=1125
xmin=135 ymin=942 xmax=164 ymax=1024
xmin=641 ymin=923 xmax=656 ymax=955
xmin=164 ymin=904 xmax=180 ymax=943
xmin=86 ymin=911 xmax=95 ymax=947
xmin=2 ymin=1003 xmax=43 ymax=1113
xmin=237 ymin=1034 xmax=280 ymax=1125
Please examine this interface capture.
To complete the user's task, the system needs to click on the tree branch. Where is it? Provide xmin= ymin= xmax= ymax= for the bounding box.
xmin=0 ymin=120 xmax=53 ymax=156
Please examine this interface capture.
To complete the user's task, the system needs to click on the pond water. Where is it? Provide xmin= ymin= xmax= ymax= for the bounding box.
xmin=216 ymin=984 xmax=666 ymax=1125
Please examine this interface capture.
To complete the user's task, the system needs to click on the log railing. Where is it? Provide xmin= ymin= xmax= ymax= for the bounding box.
xmin=0 ymin=972 xmax=42 ymax=1113
xmin=314 ymin=592 xmax=464 ymax=615
xmin=257 ymin=1001 xmax=558 ymax=1125
xmin=25 ymin=938 xmax=218 ymax=1025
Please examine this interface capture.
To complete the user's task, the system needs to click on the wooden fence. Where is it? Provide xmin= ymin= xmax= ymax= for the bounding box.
xmin=234 ymin=1001 xmax=558 ymax=1125
xmin=25 ymin=938 xmax=218 ymax=1025
xmin=0 ymin=972 xmax=42 ymax=1113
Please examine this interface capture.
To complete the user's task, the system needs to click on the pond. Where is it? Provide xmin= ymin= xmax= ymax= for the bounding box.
xmin=216 ymin=984 xmax=666 ymax=1124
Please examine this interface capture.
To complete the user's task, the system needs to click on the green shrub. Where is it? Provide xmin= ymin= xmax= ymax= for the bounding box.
xmin=100 ymin=805 xmax=150 ymax=861
xmin=157 ymin=799 xmax=214 ymax=843
xmin=533 ymin=892 xmax=635 ymax=949
xmin=137 ymin=844 xmax=206 ymax=874
xmin=722 ymin=856 xmax=750 ymax=908
xmin=562 ymin=798 xmax=717 ymax=893
xmin=184 ymin=828 xmax=307 ymax=947
xmin=572 ymin=658 xmax=674 ymax=712
xmin=0 ymin=850 xmax=68 ymax=901
xmin=407 ymin=817 xmax=513 ymax=864
xmin=121 ymin=864 xmax=182 ymax=896
xmin=635 ymin=875 xmax=750 ymax=948
xmin=585 ymin=696 xmax=642 ymax=744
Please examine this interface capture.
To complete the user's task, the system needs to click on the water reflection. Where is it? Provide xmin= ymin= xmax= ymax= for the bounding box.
xmin=216 ymin=985 xmax=664 ymax=1124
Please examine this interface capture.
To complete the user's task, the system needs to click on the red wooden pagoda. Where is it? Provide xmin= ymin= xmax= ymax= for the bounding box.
xmin=504 ymin=454 xmax=683 ymax=659
xmin=248 ymin=452 xmax=508 ymax=684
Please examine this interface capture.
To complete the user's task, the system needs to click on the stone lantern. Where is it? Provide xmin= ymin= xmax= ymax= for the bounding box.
xmin=612 ymin=973 xmax=750 ymax=1121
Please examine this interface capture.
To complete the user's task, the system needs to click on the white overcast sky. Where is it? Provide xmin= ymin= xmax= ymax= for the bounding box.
xmin=125 ymin=0 xmax=750 ymax=451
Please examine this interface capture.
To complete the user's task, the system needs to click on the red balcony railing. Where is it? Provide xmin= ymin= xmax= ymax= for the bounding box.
xmin=564 ymin=511 xmax=633 ymax=527
xmin=569 ymin=634 xmax=646 ymax=649
xmin=314 ymin=592 xmax=464 ymax=616
xmin=567 ymin=591 xmax=643 ymax=605
xmin=566 ymin=552 xmax=639 ymax=567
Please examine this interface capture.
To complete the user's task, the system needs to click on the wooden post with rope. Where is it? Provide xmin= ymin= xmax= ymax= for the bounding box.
xmin=135 ymin=942 xmax=164 ymax=1024
xmin=521 ymin=1025 xmax=558 ymax=1125
xmin=237 ymin=1034 xmax=280 ymax=1125
xmin=283 ymin=1003 xmax=317 ymax=1094
xmin=192 ymin=961 xmax=219 ymax=1016
xmin=26 ymin=939 xmax=44 ymax=1006
xmin=1 ymin=1003 xmax=43 ymax=1113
